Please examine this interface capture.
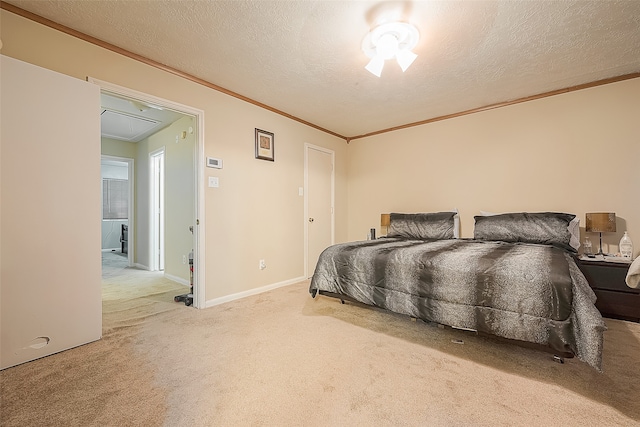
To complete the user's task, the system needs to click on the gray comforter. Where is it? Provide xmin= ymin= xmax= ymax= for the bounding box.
xmin=309 ymin=238 xmax=606 ymax=370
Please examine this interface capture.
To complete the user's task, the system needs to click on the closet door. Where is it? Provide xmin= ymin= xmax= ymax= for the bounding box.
xmin=1 ymin=55 xmax=102 ymax=369
xmin=306 ymin=145 xmax=334 ymax=277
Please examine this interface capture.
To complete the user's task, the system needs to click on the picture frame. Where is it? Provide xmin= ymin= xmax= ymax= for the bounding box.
xmin=255 ymin=128 xmax=275 ymax=161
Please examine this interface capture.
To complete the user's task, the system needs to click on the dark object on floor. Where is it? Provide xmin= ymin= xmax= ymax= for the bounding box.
xmin=174 ymin=292 xmax=193 ymax=306
xmin=175 ymin=251 xmax=193 ymax=306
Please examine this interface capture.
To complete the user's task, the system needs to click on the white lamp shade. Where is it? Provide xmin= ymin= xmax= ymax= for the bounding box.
xmin=396 ymin=49 xmax=417 ymax=72
xmin=365 ymin=55 xmax=385 ymax=77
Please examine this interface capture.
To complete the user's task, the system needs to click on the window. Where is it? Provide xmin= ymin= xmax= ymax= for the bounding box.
xmin=103 ymin=178 xmax=128 ymax=220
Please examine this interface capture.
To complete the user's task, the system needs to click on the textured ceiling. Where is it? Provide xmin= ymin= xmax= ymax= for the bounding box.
xmin=5 ymin=0 xmax=640 ymax=139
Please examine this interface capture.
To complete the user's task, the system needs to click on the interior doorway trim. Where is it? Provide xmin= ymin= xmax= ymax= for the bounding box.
xmin=303 ymin=143 xmax=335 ymax=278
xmin=101 ymin=155 xmax=134 ymax=267
xmin=149 ymin=147 xmax=165 ymax=272
xmin=88 ymin=77 xmax=206 ymax=309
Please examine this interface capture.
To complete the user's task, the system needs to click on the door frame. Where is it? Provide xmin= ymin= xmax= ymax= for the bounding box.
xmin=149 ymin=147 xmax=165 ymax=271
xmin=88 ymin=78 xmax=207 ymax=309
xmin=101 ymin=155 xmax=135 ymax=267
xmin=303 ymin=143 xmax=335 ymax=278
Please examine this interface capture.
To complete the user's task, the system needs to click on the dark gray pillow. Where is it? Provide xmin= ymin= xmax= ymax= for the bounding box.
xmin=473 ymin=212 xmax=577 ymax=252
xmin=388 ymin=212 xmax=456 ymax=240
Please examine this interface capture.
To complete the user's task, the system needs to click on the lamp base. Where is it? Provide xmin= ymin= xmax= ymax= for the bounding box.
xmin=596 ymin=232 xmax=611 ymax=256
xmin=597 ymin=232 xmax=604 ymax=255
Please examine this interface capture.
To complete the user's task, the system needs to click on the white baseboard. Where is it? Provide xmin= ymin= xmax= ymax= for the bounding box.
xmin=102 ymin=248 xmax=121 ymax=252
xmin=164 ymin=273 xmax=190 ymax=286
xmin=204 ymin=276 xmax=307 ymax=308
xmin=134 ymin=263 xmax=150 ymax=270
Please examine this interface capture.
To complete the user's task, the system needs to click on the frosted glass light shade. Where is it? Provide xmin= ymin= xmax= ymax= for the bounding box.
xmin=396 ymin=49 xmax=417 ymax=72
xmin=365 ymin=56 xmax=385 ymax=77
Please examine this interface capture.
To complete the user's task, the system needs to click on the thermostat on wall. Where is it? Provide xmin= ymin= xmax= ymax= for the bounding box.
xmin=206 ymin=157 xmax=223 ymax=169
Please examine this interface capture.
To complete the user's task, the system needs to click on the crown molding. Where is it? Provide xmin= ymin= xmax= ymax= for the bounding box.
xmin=347 ymin=72 xmax=640 ymax=142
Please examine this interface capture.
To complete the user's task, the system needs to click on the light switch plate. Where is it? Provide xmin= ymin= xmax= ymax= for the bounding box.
xmin=208 ymin=176 xmax=219 ymax=188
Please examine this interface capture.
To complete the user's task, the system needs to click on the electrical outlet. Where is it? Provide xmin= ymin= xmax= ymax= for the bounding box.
xmin=183 ymin=255 xmax=187 ymax=264
xmin=259 ymin=259 xmax=266 ymax=270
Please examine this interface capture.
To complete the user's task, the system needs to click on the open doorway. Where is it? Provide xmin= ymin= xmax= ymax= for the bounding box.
xmin=101 ymin=156 xmax=134 ymax=274
xmin=93 ymin=78 xmax=205 ymax=309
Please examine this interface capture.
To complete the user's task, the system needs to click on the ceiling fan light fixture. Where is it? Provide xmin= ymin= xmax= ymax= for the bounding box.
xmin=362 ymin=22 xmax=419 ymax=77
xmin=376 ymin=33 xmax=400 ymax=60
xmin=396 ymin=48 xmax=418 ymax=72
xmin=365 ymin=56 xmax=385 ymax=77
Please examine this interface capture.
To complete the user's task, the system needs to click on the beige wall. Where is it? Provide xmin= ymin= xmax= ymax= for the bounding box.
xmin=1 ymin=10 xmax=348 ymax=303
xmin=348 ymin=78 xmax=640 ymax=256
xmin=101 ymin=137 xmax=137 ymax=159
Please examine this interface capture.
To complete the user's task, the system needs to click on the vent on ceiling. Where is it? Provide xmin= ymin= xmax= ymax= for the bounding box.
xmin=101 ymin=109 xmax=162 ymax=142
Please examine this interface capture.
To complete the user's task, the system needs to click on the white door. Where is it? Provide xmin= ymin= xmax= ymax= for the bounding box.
xmin=0 ymin=55 xmax=102 ymax=369
xmin=305 ymin=145 xmax=334 ymax=277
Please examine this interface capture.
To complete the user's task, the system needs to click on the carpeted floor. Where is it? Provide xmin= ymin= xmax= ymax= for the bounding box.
xmin=1 ymin=269 xmax=639 ymax=426
xmin=101 ymin=250 xmax=131 ymax=278
xmin=1 ymin=256 xmax=188 ymax=426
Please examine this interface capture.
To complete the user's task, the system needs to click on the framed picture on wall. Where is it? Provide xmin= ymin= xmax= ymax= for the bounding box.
xmin=255 ymin=128 xmax=275 ymax=161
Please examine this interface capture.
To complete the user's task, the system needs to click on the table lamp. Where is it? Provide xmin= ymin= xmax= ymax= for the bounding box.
xmin=381 ymin=213 xmax=390 ymax=236
xmin=585 ymin=212 xmax=616 ymax=255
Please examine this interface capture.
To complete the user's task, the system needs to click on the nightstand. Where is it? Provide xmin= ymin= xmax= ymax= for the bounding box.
xmin=576 ymin=258 xmax=640 ymax=322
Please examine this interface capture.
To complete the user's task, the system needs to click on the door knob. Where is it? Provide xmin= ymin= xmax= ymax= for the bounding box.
xmin=309 ymin=218 xmax=314 ymax=222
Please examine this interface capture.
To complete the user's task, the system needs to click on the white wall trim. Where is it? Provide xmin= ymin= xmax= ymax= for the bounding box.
xmin=88 ymin=77 xmax=206 ymax=309
xmin=149 ymin=147 xmax=165 ymax=272
xmin=134 ymin=263 xmax=150 ymax=271
xmin=164 ymin=273 xmax=190 ymax=287
xmin=204 ymin=276 xmax=307 ymax=308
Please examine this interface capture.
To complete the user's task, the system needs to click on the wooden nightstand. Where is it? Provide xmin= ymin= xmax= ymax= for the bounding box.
xmin=576 ymin=258 xmax=640 ymax=322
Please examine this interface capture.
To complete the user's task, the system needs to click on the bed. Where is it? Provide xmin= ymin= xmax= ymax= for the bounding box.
xmin=309 ymin=211 xmax=606 ymax=370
